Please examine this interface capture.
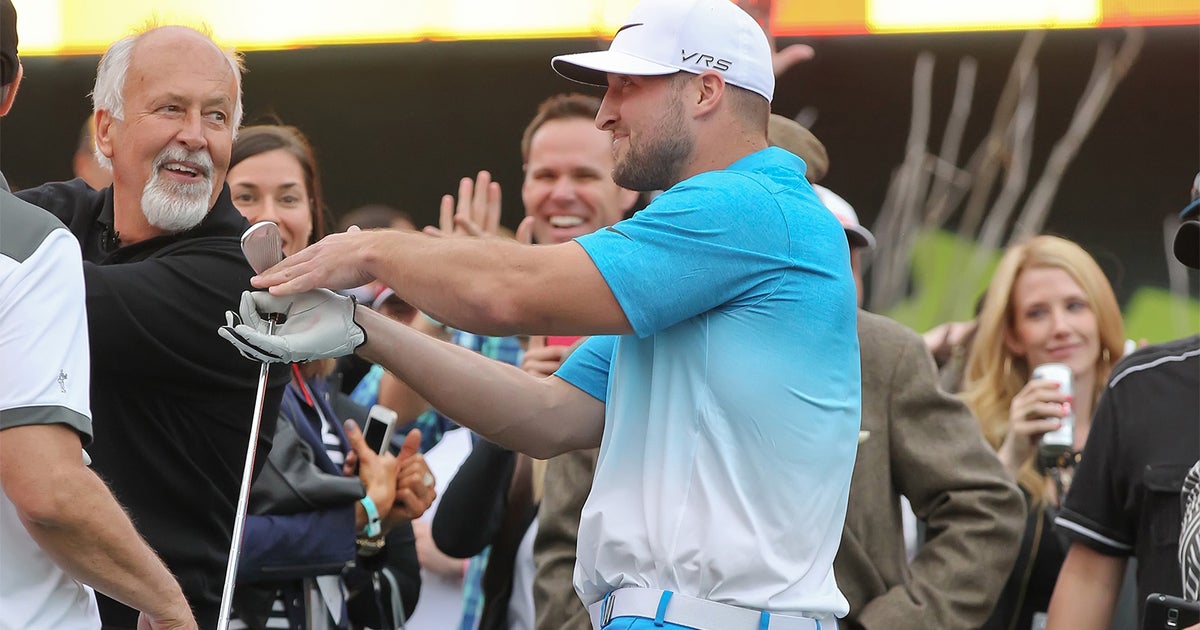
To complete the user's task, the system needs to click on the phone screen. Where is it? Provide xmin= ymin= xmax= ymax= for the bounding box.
xmin=362 ymin=405 xmax=397 ymax=455
xmin=363 ymin=421 xmax=389 ymax=454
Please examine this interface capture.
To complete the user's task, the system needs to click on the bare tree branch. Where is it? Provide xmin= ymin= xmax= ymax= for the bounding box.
xmin=958 ymin=31 xmax=1044 ymax=243
xmin=868 ymin=52 xmax=935 ymax=310
xmin=1011 ymin=28 xmax=1145 ymax=242
xmin=924 ymin=57 xmax=978 ymax=229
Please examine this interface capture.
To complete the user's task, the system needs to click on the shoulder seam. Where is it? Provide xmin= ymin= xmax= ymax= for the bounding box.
xmin=1109 ymin=347 xmax=1200 ymax=387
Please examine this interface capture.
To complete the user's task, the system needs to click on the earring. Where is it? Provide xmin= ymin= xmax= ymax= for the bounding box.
xmin=1102 ymin=347 xmax=1111 ymax=364
xmin=1003 ymin=354 xmax=1013 ymax=382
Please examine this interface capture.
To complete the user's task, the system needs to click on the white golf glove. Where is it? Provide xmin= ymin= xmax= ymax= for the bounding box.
xmin=218 ymin=289 xmax=366 ymax=363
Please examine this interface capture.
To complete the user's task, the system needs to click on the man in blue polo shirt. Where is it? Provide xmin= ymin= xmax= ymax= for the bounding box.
xmin=220 ymin=1 xmax=860 ymax=627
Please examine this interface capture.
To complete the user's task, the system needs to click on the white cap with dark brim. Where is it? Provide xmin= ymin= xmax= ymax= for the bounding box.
xmin=813 ymin=184 xmax=876 ymax=250
xmin=551 ymin=0 xmax=775 ymax=102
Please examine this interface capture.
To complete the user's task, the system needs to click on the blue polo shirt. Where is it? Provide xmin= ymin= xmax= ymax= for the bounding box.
xmin=556 ymin=147 xmax=861 ymax=619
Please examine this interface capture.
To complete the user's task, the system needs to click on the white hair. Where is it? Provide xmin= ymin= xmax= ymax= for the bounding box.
xmin=91 ymin=26 xmax=244 ymax=170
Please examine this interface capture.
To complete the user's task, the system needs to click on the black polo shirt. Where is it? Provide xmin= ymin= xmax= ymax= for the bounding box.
xmin=1056 ymin=335 xmax=1200 ymax=617
xmin=16 ymin=179 xmax=290 ymax=629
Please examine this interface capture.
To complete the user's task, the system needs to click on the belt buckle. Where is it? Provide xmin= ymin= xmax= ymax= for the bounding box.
xmin=601 ymin=591 xmax=615 ymax=627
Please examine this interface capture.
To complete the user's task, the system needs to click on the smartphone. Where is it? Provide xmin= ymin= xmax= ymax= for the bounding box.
xmin=362 ymin=404 xmax=398 ymax=455
xmin=1143 ymin=593 xmax=1200 ymax=630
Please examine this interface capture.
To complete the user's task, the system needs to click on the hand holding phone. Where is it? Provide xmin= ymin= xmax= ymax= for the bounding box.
xmin=362 ymin=405 xmax=398 ymax=455
xmin=1143 ymin=593 xmax=1200 ymax=630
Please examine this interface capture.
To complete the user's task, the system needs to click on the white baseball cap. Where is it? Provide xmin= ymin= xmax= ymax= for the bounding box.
xmin=813 ymin=184 xmax=876 ymax=250
xmin=551 ymin=0 xmax=774 ymax=102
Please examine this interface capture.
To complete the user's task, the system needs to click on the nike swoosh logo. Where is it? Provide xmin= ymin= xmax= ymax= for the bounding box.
xmin=615 ymin=23 xmax=644 ymax=36
xmin=605 ymin=226 xmax=632 ymax=239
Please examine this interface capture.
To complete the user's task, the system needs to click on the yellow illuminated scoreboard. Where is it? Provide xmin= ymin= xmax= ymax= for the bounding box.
xmin=17 ymin=0 xmax=1200 ymax=56
xmin=775 ymin=0 xmax=1199 ymax=34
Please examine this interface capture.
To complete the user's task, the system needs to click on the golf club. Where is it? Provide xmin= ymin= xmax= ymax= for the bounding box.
xmin=217 ymin=221 xmax=285 ymax=630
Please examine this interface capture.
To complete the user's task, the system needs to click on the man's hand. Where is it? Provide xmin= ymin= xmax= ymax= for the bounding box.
xmin=344 ymin=419 xmax=400 ymax=531
xmin=218 ymin=289 xmax=365 ymax=363
xmin=522 ymin=335 xmax=571 ymax=378
xmin=424 ymin=170 xmax=502 ymax=238
xmin=773 ymin=44 xmax=814 ymax=76
xmin=251 ymin=227 xmax=383 ymax=296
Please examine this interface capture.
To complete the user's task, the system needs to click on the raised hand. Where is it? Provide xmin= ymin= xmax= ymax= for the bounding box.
xmin=515 ymin=216 xmax=535 ymax=246
xmin=773 ymin=44 xmax=814 ymax=77
xmin=344 ymin=419 xmax=400 ymax=530
xmin=424 ymin=170 xmax=502 ymax=238
xmin=522 ymin=335 xmax=571 ymax=378
xmin=734 ymin=0 xmax=815 ymax=77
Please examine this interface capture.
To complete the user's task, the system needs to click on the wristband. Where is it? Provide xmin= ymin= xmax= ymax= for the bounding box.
xmin=359 ymin=496 xmax=381 ymax=537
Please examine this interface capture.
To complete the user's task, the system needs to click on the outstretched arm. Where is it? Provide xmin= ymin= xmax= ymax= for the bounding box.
xmin=0 ymin=424 xmax=197 ymax=629
xmin=355 ymin=307 xmax=604 ymax=458
xmin=220 ymin=286 xmax=607 ymax=458
xmin=252 ymin=227 xmax=631 ymax=338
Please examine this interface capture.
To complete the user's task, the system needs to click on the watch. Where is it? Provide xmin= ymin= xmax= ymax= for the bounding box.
xmin=356 ymin=535 xmax=387 ymax=557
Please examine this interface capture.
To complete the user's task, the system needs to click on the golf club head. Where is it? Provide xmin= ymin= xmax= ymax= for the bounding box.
xmin=240 ymin=221 xmax=284 ymax=275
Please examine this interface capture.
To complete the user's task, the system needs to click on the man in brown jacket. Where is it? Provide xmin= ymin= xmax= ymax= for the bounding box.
xmin=533 ymin=119 xmax=1025 ymax=630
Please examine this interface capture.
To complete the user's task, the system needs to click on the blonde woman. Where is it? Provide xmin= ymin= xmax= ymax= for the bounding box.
xmin=961 ymin=235 xmax=1125 ymax=630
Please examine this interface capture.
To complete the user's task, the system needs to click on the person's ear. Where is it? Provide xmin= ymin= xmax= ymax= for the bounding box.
xmin=94 ymin=108 xmax=117 ymax=162
xmin=0 ymin=62 xmax=23 ymax=117
xmin=1003 ymin=327 xmax=1026 ymax=358
xmin=693 ymin=70 xmax=725 ymax=117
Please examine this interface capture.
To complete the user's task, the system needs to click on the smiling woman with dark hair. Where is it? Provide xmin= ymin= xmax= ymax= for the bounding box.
xmin=227 ymin=124 xmax=434 ymax=630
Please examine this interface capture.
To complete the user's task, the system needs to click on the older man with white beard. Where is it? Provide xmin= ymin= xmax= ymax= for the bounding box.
xmin=16 ymin=25 xmax=289 ymax=630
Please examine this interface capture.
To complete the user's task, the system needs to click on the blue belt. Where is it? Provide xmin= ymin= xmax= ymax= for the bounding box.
xmin=587 ymin=588 xmax=835 ymax=630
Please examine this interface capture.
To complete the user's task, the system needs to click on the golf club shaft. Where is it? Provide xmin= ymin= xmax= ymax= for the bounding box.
xmin=216 ymin=317 xmax=277 ymax=630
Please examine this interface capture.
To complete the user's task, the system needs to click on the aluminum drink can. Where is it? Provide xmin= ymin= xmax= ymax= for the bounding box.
xmin=1033 ymin=362 xmax=1074 ymax=453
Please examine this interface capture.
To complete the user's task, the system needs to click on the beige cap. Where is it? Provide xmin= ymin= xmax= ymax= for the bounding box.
xmin=767 ymin=114 xmax=828 ymax=184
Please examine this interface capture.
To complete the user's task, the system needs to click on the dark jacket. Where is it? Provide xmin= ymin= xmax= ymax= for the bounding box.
xmin=434 ymin=438 xmax=538 ymax=630
xmin=16 ymin=179 xmax=290 ymax=629
xmin=236 ymin=376 xmax=421 ymax=629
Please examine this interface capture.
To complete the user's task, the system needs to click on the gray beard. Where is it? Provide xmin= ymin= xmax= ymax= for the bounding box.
xmin=140 ymin=166 xmax=213 ymax=233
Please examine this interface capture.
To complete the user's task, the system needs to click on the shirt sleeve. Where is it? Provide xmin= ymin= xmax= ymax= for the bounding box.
xmin=554 ymin=335 xmax=616 ymax=402
xmin=573 ymin=172 xmax=814 ymax=338
xmin=0 ymin=227 xmax=92 ymax=442
xmin=79 ymin=238 xmax=274 ymax=392
xmin=1055 ymin=385 xmax=1135 ymax=555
